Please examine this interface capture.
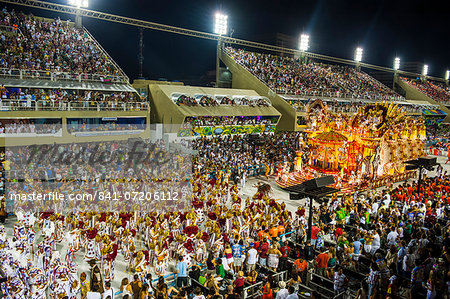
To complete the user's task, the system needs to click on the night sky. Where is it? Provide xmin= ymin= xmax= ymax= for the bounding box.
xmin=5 ymin=0 xmax=449 ymax=83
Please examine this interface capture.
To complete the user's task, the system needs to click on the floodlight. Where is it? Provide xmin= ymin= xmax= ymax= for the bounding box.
xmin=214 ymin=13 xmax=228 ymax=35
xmin=68 ymin=0 xmax=88 ymax=7
xmin=355 ymin=47 xmax=363 ymax=62
xmin=394 ymin=57 xmax=400 ymax=70
xmin=446 ymin=70 xmax=449 ymax=81
xmin=299 ymin=34 xmax=310 ymax=52
xmin=423 ymin=64 xmax=428 ymax=76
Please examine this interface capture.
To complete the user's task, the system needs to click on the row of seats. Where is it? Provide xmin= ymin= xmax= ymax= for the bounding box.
xmin=227 ymin=47 xmax=404 ymax=102
xmin=0 ymin=8 xmax=123 ymax=80
xmin=173 ymin=94 xmax=271 ymax=107
xmin=401 ymin=77 xmax=450 ymax=105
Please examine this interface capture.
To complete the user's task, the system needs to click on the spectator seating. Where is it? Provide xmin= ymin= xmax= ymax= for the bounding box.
xmin=0 ymin=8 xmax=127 ymax=83
xmin=226 ymin=47 xmax=404 ymax=102
xmin=401 ymin=77 xmax=450 ymax=105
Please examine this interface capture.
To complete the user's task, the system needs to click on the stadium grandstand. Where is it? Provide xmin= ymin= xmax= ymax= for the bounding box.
xmin=0 ymin=8 xmax=129 ymax=85
xmin=400 ymin=77 xmax=450 ymax=106
xmin=226 ymin=47 xmax=404 ymax=102
xmin=0 ymin=7 xmax=149 ymax=147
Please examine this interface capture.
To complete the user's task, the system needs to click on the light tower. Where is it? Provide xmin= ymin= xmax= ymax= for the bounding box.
xmin=214 ymin=12 xmax=228 ymax=87
xmin=445 ymin=70 xmax=449 ymax=86
xmin=299 ymin=34 xmax=310 ymax=63
xmin=68 ymin=0 xmax=88 ymax=28
xmin=393 ymin=57 xmax=400 ymax=89
xmin=354 ymin=47 xmax=363 ymax=72
xmin=422 ymin=64 xmax=428 ymax=82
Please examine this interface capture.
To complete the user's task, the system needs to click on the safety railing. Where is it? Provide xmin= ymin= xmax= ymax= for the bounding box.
xmin=287 ymin=99 xmax=427 ymax=114
xmin=0 ymin=99 xmax=149 ymax=111
xmin=0 ymin=67 xmax=128 ymax=84
xmin=281 ymin=90 xmax=406 ymax=102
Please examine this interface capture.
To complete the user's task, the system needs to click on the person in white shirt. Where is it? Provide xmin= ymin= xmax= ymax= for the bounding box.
xmin=387 ymin=228 xmax=399 ymax=246
xmin=246 ymin=243 xmax=258 ymax=272
xmin=86 ymin=284 xmax=101 ymax=299
xmin=382 ymin=193 xmax=391 ymax=207
xmin=102 ymin=281 xmax=115 ymax=299
xmin=371 ymin=202 xmax=379 ymax=216
xmin=193 ymin=287 xmax=206 ymax=299
xmin=276 ymin=281 xmax=289 ymax=299
xmin=371 ymin=230 xmax=381 ymax=255
xmin=286 ymin=286 xmax=299 ymax=299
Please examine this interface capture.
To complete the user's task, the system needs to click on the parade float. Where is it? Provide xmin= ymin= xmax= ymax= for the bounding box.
xmin=276 ymin=100 xmax=426 ymax=193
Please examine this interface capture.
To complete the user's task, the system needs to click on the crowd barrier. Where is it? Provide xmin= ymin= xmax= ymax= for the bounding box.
xmin=0 ymin=67 xmax=128 ymax=84
xmin=0 ymin=99 xmax=149 ymax=111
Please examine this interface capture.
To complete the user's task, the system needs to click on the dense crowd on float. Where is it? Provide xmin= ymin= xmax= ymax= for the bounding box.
xmin=226 ymin=47 xmax=403 ymax=102
xmin=401 ymin=78 xmax=450 ymax=105
xmin=0 ymin=8 xmax=121 ymax=78
xmin=175 ymin=95 xmax=270 ymax=107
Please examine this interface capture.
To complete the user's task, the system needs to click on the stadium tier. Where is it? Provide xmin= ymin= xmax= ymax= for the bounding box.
xmin=401 ymin=77 xmax=450 ymax=106
xmin=225 ymin=47 xmax=404 ymax=102
xmin=0 ymin=9 xmax=149 ymax=146
xmin=0 ymin=8 xmax=128 ymax=86
xmin=396 ymin=77 xmax=450 ymax=123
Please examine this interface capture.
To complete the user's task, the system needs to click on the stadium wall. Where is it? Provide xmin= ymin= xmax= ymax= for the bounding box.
xmin=0 ymin=110 xmax=150 ymax=147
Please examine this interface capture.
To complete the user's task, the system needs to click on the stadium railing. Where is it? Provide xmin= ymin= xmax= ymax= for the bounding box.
xmin=280 ymin=90 xmax=405 ymax=102
xmin=0 ymin=68 xmax=128 ymax=84
xmin=0 ymin=100 xmax=149 ymax=111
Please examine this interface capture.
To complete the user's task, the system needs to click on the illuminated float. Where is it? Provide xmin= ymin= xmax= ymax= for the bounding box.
xmin=276 ymin=100 xmax=426 ymax=193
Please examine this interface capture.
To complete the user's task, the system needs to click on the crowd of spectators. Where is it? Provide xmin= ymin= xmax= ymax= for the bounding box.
xmin=0 ymin=87 xmax=146 ymax=110
xmin=287 ymin=98 xmax=426 ymax=114
xmin=199 ymin=96 xmax=219 ymax=107
xmin=401 ymin=77 xmax=450 ymax=105
xmin=175 ymin=95 xmax=198 ymax=106
xmin=192 ymin=132 xmax=303 ymax=179
xmin=174 ymin=94 xmax=270 ymax=107
xmin=67 ymin=122 xmax=145 ymax=134
xmin=0 ymin=119 xmax=61 ymax=135
xmin=0 ymin=8 xmax=122 ymax=78
xmin=227 ymin=47 xmax=404 ymax=101
xmin=182 ymin=116 xmax=276 ymax=128
xmin=219 ymin=96 xmax=234 ymax=105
